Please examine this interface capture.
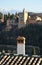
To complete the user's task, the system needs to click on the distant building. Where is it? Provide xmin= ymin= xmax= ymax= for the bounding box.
xmin=10 ymin=8 xmax=28 ymax=28
xmin=26 ymin=19 xmax=36 ymax=24
xmin=36 ymin=16 xmax=42 ymax=22
xmin=6 ymin=19 xmax=11 ymax=27
xmin=5 ymin=18 xmax=12 ymax=31
xmin=18 ymin=8 xmax=28 ymax=28
xmin=5 ymin=9 xmax=42 ymax=29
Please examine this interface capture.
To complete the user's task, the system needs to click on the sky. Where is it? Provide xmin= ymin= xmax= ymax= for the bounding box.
xmin=0 ymin=0 xmax=42 ymax=13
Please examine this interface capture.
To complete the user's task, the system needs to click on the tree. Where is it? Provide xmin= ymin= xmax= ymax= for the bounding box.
xmin=10 ymin=14 xmax=14 ymax=19
xmin=0 ymin=12 xmax=3 ymax=19
xmin=4 ymin=14 xmax=7 ymax=21
xmin=7 ymin=13 xmax=10 ymax=19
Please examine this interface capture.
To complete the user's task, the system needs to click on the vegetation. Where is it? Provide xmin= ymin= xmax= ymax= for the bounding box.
xmin=0 ymin=12 xmax=3 ymax=19
xmin=0 ymin=23 xmax=42 ymax=54
xmin=0 ymin=12 xmax=15 ymax=23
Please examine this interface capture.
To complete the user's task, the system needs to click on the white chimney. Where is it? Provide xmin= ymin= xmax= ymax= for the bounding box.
xmin=17 ymin=36 xmax=26 ymax=55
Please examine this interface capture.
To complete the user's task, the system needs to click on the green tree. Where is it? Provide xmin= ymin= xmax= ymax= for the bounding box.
xmin=7 ymin=13 xmax=10 ymax=19
xmin=4 ymin=14 xmax=7 ymax=21
xmin=0 ymin=12 xmax=3 ymax=19
xmin=10 ymin=14 xmax=14 ymax=19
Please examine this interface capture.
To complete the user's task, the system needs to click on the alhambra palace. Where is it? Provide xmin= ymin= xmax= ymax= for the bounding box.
xmin=0 ymin=8 xmax=42 ymax=29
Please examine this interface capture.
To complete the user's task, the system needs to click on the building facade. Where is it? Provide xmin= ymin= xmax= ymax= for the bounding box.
xmin=18 ymin=8 xmax=28 ymax=28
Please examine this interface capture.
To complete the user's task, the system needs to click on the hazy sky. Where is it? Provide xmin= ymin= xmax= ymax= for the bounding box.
xmin=0 ymin=0 xmax=42 ymax=12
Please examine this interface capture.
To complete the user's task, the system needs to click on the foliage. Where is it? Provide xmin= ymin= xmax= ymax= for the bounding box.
xmin=0 ymin=23 xmax=42 ymax=54
xmin=0 ymin=12 xmax=3 ymax=19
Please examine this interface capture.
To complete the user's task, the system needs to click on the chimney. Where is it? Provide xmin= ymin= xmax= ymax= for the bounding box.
xmin=17 ymin=36 xmax=26 ymax=55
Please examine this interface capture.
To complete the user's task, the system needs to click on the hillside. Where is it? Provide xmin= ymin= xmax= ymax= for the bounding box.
xmin=29 ymin=12 xmax=42 ymax=17
xmin=0 ymin=23 xmax=42 ymax=54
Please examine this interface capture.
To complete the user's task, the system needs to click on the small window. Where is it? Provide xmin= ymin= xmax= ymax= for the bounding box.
xmin=20 ymin=40 xmax=24 ymax=43
xmin=18 ymin=40 xmax=20 ymax=43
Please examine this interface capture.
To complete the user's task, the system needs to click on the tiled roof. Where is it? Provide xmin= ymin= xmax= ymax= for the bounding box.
xmin=0 ymin=54 xmax=42 ymax=65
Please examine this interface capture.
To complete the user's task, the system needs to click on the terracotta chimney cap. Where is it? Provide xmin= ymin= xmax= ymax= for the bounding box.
xmin=17 ymin=36 xmax=26 ymax=40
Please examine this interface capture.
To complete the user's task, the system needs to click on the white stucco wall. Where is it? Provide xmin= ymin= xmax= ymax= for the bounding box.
xmin=17 ymin=43 xmax=25 ymax=55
